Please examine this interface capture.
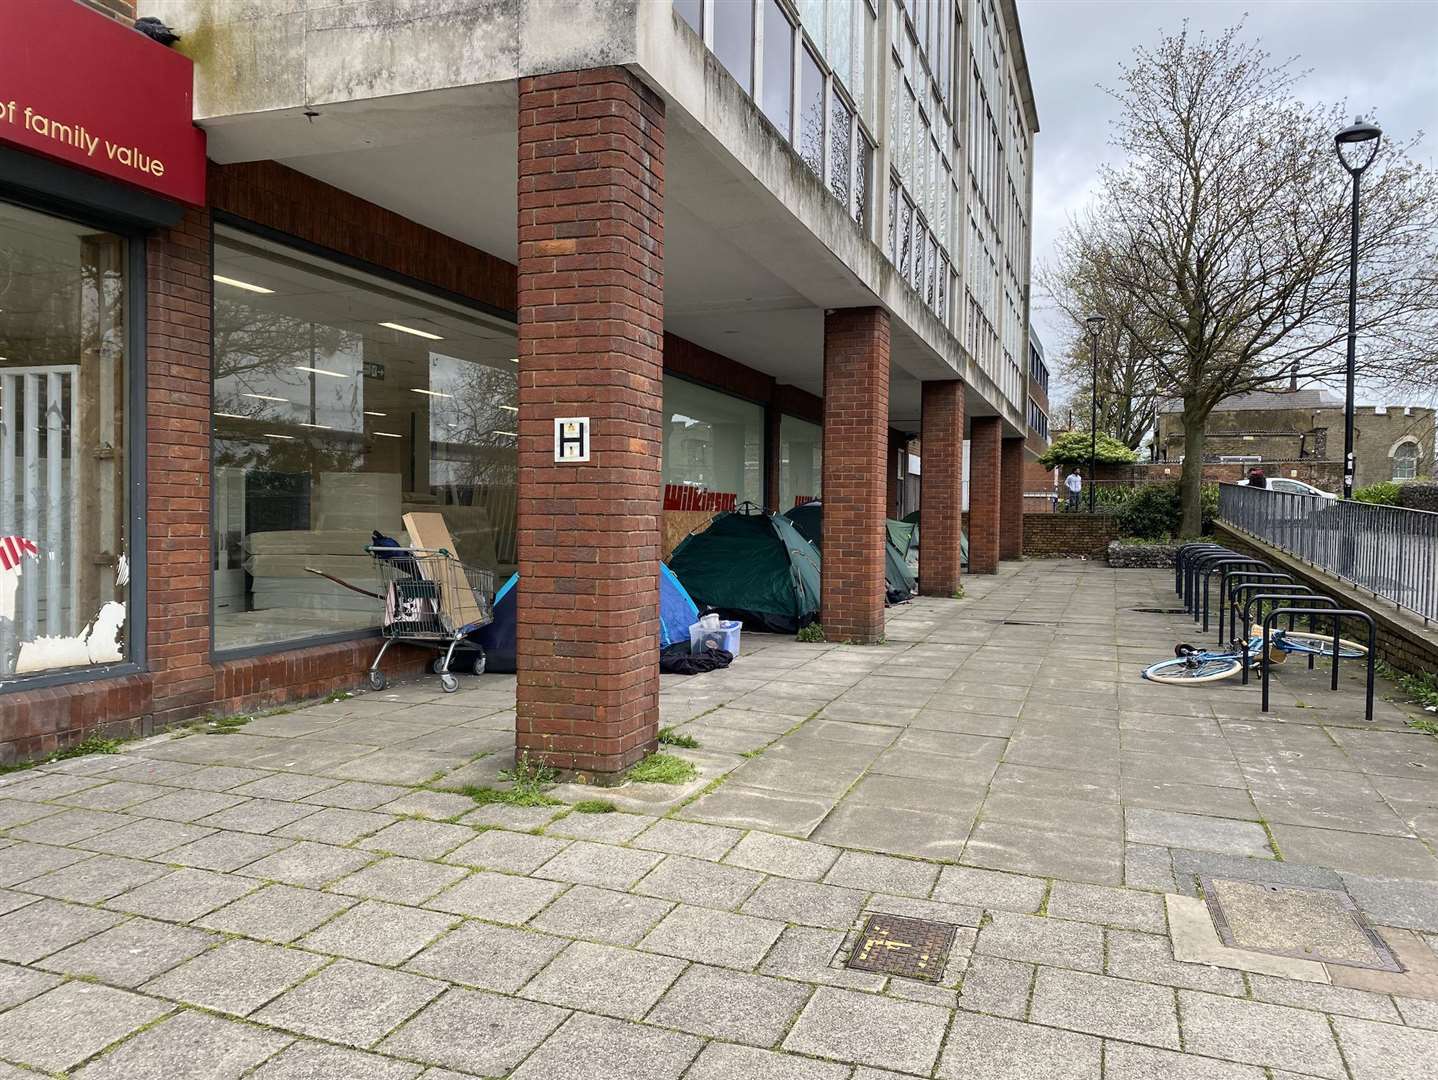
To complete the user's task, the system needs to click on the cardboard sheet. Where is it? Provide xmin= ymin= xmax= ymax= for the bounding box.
xmin=402 ymin=512 xmax=488 ymax=630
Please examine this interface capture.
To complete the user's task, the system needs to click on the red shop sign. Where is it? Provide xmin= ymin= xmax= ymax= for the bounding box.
xmin=0 ymin=0 xmax=206 ymax=205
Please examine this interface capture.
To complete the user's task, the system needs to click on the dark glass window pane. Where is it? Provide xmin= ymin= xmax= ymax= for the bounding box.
xmin=799 ymin=46 xmax=825 ymax=175
xmin=761 ymin=0 xmax=793 ymax=138
xmin=854 ymin=139 xmax=871 ymax=226
xmin=898 ymin=199 xmax=914 ymax=275
xmin=888 ymin=178 xmax=899 ymax=260
xmin=714 ymin=0 xmax=755 ymax=94
xmin=830 ymin=94 xmax=852 ymax=204
xmin=675 ymin=0 xmax=702 ymax=34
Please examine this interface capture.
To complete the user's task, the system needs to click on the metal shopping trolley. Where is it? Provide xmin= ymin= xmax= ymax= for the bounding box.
xmin=365 ymin=546 xmax=495 ymax=693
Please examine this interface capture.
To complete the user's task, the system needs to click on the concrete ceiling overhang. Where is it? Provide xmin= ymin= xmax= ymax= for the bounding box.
xmin=200 ymin=80 xmax=1011 ymax=435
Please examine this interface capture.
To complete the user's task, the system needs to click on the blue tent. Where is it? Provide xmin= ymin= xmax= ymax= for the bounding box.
xmin=470 ymin=565 xmax=699 ymax=674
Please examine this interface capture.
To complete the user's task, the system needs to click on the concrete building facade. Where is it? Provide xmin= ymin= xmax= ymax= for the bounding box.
xmin=0 ymin=0 xmax=1039 ymax=774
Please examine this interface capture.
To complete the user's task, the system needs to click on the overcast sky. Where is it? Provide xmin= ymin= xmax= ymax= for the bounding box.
xmin=1017 ymin=0 xmax=1438 ymax=408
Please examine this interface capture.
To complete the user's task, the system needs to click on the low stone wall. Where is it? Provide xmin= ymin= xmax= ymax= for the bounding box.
xmin=1213 ymin=522 xmax=1438 ymax=677
xmin=1107 ymin=541 xmax=1180 ymax=568
xmin=1023 ymin=513 xmax=1121 ymax=559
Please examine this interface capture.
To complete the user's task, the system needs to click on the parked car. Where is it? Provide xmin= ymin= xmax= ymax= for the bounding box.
xmin=1238 ymin=477 xmax=1337 ymax=500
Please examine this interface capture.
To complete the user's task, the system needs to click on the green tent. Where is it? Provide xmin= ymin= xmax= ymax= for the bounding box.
xmin=901 ymin=510 xmax=968 ymax=568
xmin=783 ymin=502 xmax=916 ymax=604
xmin=667 ymin=506 xmax=822 ymax=633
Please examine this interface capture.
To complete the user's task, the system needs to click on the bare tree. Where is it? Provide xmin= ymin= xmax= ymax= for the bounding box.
xmin=1053 ymin=23 xmax=1438 ymax=534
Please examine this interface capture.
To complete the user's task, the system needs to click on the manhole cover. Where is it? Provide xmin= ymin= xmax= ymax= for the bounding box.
xmin=1202 ymin=876 xmax=1402 ymax=971
xmin=845 ymin=914 xmax=956 ymax=983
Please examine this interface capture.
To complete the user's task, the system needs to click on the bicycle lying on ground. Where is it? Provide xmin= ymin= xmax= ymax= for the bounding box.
xmin=1141 ymin=624 xmax=1369 ymax=685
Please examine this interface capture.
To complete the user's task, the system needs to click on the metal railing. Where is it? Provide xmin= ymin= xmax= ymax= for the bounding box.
xmin=1217 ymin=482 xmax=1438 ymax=624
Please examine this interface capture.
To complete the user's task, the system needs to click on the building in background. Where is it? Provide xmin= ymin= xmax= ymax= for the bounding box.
xmin=1023 ymin=327 xmax=1055 ymax=511
xmin=1155 ymin=388 xmax=1435 ymax=491
xmin=2 ymin=0 xmax=1040 ymax=773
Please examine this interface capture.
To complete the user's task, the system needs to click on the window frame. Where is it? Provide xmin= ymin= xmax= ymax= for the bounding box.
xmin=0 ymin=189 xmax=149 ymax=693
xmin=207 ymin=213 xmax=517 ymax=663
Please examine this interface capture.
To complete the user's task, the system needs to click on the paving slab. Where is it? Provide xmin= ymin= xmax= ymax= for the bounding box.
xmin=141 ymin=938 xmax=327 ymax=1016
xmin=379 ymin=987 xmax=568 ymax=1075
xmin=424 ymin=871 xmax=565 ymax=923
xmin=974 ymin=911 xmax=1105 ymax=973
xmin=1177 ymin=989 xmax=1347 ymax=1078
xmin=299 ymin=900 xmax=458 ymax=966
xmin=0 ymin=898 xmax=124 ymax=964
xmin=783 ymin=986 xmax=950 ymax=1075
xmin=1101 ymin=1042 xmax=1265 ymax=1080
xmin=1029 ymin=967 xmax=1180 ymax=1048
xmin=72 ymin=1009 xmax=291 ymax=1080
xmin=935 ymin=1011 xmax=1102 ymax=1080
xmin=640 ymin=904 xmax=786 ymax=969
xmin=255 ymin=959 xmax=445 ymax=1048
xmin=635 ymin=855 xmax=763 ymax=910
xmin=723 ymin=832 xmax=842 ymax=881
xmin=197 ymin=884 xmax=355 ymax=944
xmin=519 ymin=939 xmax=684 ymax=1019
xmin=932 ymin=865 xmax=1047 ymax=913
xmin=526 ymin=884 xmax=673 ymax=946
xmin=0 ymin=963 xmax=62 ymax=1012
xmin=0 ymin=983 xmax=171 ymax=1073
xmin=404 ymin=921 xmax=568 ymax=993
xmin=36 ymin=917 xmax=219 ymax=988
xmin=1125 ymin=808 xmax=1273 ymax=858
xmin=249 ymin=1040 xmax=423 ymax=1080
xmin=509 ymin=1011 xmax=701 ymax=1080
xmin=683 ymin=1042 xmax=849 ymax=1080
xmin=647 ymin=964 xmax=812 ymax=1047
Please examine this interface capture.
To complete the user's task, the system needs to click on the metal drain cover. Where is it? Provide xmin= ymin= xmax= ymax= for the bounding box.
xmin=1202 ymin=876 xmax=1402 ymax=972
xmin=845 ymin=914 xmax=956 ymax=983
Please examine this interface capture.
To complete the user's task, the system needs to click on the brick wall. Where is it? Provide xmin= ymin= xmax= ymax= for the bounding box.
xmin=514 ymin=67 xmax=665 ymax=776
xmin=1000 ymin=437 xmax=1025 ymax=560
xmin=968 ymin=417 xmax=1002 ymax=573
xmin=822 ymin=308 xmax=890 ymax=642
xmin=1023 ymin=514 xmax=1122 ymax=559
xmin=919 ymin=380 xmax=963 ymax=595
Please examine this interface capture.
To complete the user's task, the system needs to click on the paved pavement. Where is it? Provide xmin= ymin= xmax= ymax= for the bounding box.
xmin=1 ymin=559 xmax=1436 ymax=1078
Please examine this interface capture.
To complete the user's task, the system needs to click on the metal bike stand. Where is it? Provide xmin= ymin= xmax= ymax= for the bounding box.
xmin=1204 ymin=558 xmax=1270 ymax=634
xmin=1188 ymin=550 xmax=1242 ymax=621
xmin=1181 ymin=546 xmax=1232 ymax=608
xmin=1223 ymin=572 xmax=1297 ymax=644
xmin=1175 ymin=543 xmax=1227 ymax=596
xmin=1229 ymin=581 xmax=1312 ymax=655
xmin=1240 ymin=592 xmax=1341 ymax=685
xmin=1261 ymin=607 xmax=1376 ymax=723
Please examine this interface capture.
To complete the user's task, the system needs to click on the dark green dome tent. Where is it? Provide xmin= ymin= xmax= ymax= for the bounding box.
xmin=784 ymin=502 xmax=917 ymax=604
xmin=901 ymin=510 xmax=968 ymax=570
xmin=667 ymin=505 xmax=821 ymax=633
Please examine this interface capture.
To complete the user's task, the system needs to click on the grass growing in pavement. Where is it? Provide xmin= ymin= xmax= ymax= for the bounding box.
xmin=0 ymin=733 xmax=123 ymax=775
xmin=627 ymin=753 xmax=698 ymax=785
xmin=1376 ymin=661 xmax=1438 ymax=736
xmin=572 ymin=799 xmax=617 ymax=814
xmin=796 ymin=623 xmax=826 ymax=643
xmin=463 ymin=752 xmax=563 ymax=807
xmin=657 ymin=726 xmax=700 ymax=749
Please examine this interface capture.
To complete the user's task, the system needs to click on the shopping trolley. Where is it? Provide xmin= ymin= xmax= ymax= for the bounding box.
xmin=365 ymin=546 xmax=495 ymax=693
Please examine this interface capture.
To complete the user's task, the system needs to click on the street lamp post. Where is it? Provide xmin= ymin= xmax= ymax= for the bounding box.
xmin=1334 ymin=117 xmax=1382 ymax=501
xmin=1085 ymin=314 xmax=1106 ymax=513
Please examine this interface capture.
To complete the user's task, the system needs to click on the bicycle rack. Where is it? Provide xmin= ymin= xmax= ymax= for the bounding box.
xmin=1261 ymin=607 xmax=1376 ymax=724
xmin=1229 ymin=580 xmax=1310 ymax=644
xmin=1175 ymin=543 xmax=1228 ymax=596
xmin=1239 ymin=592 xmax=1342 ymax=684
xmin=1223 ymin=572 xmax=1298 ymax=644
xmin=1203 ymin=559 xmax=1269 ymax=634
xmin=1179 ymin=546 xmax=1233 ymax=607
xmin=1187 ymin=550 xmax=1244 ymax=620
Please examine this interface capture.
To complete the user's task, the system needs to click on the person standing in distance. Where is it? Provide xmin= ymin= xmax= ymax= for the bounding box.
xmin=1065 ymin=468 xmax=1083 ymax=511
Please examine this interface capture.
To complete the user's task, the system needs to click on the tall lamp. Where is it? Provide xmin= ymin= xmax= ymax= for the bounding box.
xmin=1334 ymin=117 xmax=1381 ymax=499
xmin=1085 ymin=313 xmax=1106 ymax=512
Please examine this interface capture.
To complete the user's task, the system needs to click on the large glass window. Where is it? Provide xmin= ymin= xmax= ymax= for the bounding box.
xmin=799 ymin=45 xmax=826 ymax=177
xmin=211 ymin=229 xmax=517 ymax=652
xmin=0 ymin=203 xmax=130 ymax=679
xmin=674 ymin=0 xmax=702 ymax=35
xmin=713 ymin=0 xmax=754 ymax=94
xmin=779 ymin=415 xmax=822 ymax=510
xmin=761 ymin=0 xmax=794 ymax=139
xmin=1394 ymin=441 xmax=1420 ymax=481
xmin=662 ymin=377 xmax=763 ymax=511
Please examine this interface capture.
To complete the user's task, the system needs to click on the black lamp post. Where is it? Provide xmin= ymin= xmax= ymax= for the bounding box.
xmin=1085 ymin=313 xmax=1106 ymax=512
xmin=1334 ymin=117 xmax=1382 ymax=500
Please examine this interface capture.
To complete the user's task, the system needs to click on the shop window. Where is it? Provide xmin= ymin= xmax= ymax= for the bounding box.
xmin=0 ymin=203 xmax=130 ymax=679
xmin=779 ymin=415 xmax=822 ymax=510
xmin=211 ymin=228 xmax=517 ymax=653
xmin=761 ymin=0 xmax=794 ymax=139
xmin=662 ymin=376 xmax=763 ymax=512
xmin=1393 ymin=441 xmax=1419 ymax=481
xmin=713 ymin=0 xmax=754 ymax=94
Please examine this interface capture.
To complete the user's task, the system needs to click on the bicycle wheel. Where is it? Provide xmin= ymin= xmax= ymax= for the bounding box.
xmin=1142 ymin=655 xmax=1243 ymax=684
xmin=1278 ymin=631 xmax=1368 ymax=659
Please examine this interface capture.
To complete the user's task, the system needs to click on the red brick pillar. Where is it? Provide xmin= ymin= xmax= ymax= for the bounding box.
xmin=765 ymin=407 xmax=782 ymax=510
xmin=821 ymin=308 xmax=890 ymax=643
xmin=968 ymin=417 xmax=1002 ymax=574
xmin=1000 ymin=437 xmax=1026 ymax=561
xmin=919 ymin=380 xmax=964 ymax=595
xmin=148 ymin=206 xmax=217 ymax=724
xmin=515 ymin=68 xmax=664 ymax=777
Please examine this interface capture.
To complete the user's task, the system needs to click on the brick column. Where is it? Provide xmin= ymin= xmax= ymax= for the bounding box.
xmin=821 ymin=307 xmax=890 ymax=643
xmin=148 ymin=206 xmax=217 ymax=724
xmin=515 ymin=68 xmax=664 ymax=777
xmin=764 ymin=407 xmax=782 ymax=509
xmin=968 ymin=416 xmax=1002 ymax=574
xmin=919 ymin=380 xmax=964 ymax=595
xmin=1000 ymin=436 xmax=1026 ymax=561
